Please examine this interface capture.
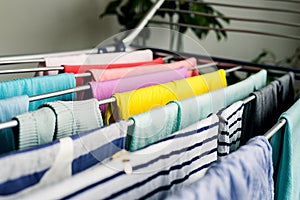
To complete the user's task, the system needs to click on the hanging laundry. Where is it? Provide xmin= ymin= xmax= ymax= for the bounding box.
xmin=0 ymin=73 xmax=76 ymax=111
xmin=86 ymin=57 xmax=198 ymax=82
xmin=0 ymin=121 xmax=127 ymax=196
xmin=126 ymin=101 xmax=181 ymax=151
xmin=90 ymin=67 xmax=187 ymax=114
xmin=217 ymin=101 xmax=244 ymax=157
xmin=15 ymin=114 xmax=219 ymax=200
xmin=176 ymin=69 xmax=267 ymax=129
xmin=270 ymin=98 xmax=300 ymax=200
xmin=105 ymin=69 xmax=227 ymax=123
xmin=63 ymin=57 xmax=164 ymax=74
xmin=40 ymin=98 xmax=103 ymax=139
xmin=0 ymin=96 xmax=29 ymax=154
xmin=241 ymin=72 xmax=295 ymax=145
xmin=36 ymin=49 xmax=154 ymax=75
xmin=13 ymin=107 xmax=56 ymax=150
xmin=165 ymin=136 xmax=274 ymax=200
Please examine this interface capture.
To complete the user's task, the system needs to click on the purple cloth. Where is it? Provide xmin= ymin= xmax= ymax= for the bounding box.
xmin=89 ymin=67 xmax=188 ymax=113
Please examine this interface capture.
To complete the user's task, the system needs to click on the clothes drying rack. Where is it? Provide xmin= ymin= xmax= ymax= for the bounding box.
xmin=0 ymin=0 xmax=299 ymax=139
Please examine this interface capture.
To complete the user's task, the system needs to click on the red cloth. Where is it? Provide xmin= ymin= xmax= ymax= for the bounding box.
xmin=63 ymin=57 xmax=164 ymax=74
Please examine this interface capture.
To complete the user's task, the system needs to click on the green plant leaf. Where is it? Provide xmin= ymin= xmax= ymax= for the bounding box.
xmin=100 ymin=0 xmax=121 ymax=18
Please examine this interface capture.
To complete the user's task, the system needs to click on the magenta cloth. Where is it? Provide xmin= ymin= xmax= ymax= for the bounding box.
xmin=89 ymin=67 xmax=188 ymax=114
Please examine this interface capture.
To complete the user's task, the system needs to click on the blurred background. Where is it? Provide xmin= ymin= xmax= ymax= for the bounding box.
xmin=0 ymin=0 xmax=299 ymax=71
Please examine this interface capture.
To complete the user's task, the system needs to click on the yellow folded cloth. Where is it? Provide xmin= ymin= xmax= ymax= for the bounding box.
xmin=105 ymin=69 xmax=227 ymax=124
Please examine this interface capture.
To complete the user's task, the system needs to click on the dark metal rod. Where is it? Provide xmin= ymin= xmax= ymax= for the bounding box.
xmin=149 ymin=20 xmax=300 ymax=40
xmin=131 ymin=45 xmax=300 ymax=74
xmin=166 ymin=0 xmax=300 ymax=15
xmin=158 ymin=8 xmax=300 ymax=28
xmin=264 ymin=119 xmax=286 ymax=139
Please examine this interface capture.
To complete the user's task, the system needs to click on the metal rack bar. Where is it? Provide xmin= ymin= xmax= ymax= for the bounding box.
xmin=149 ymin=20 xmax=300 ymax=40
xmin=264 ymin=119 xmax=286 ymax=139
xmin=166 ymin=0 xmax=300 ymax=15
xmin=158 ymin=8 xmax=300 ymax=28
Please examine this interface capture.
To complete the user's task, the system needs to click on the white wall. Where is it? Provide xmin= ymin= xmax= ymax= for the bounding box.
xmin=0 ymin=0 xmax=299 ymax=81
xmin=0 ymin=0 xmax=119 ymax=56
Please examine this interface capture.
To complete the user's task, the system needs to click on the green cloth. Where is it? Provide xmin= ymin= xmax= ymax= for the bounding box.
xmin=126 ymin=102 xmax=181 ymax=152
xmin=270 ymin=98 xmax=300 ymax=200
xmin=178 ymin=70 xmax=267 ymax=129
xmin=41 ymin=99 xmax=103 ymax=139
xmin=14 ymin=107 xmax=56 ymax=150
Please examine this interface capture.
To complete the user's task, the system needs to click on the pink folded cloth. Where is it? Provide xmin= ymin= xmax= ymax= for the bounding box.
xmin=36 ymin=49 xmax=153 ymax=76
xmin=89 ymin=66 xmax=188 ymax=114
xmin=87 ymin=57 xmax=198 ymax=82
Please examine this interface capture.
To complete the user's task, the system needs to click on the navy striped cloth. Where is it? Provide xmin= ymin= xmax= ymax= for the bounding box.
xmin=15 ymin=114 xmax=220 ymax=200
xmin=0 ymin=121 xmax=127 ymax=196
xmin=217 ymin=101 xmax=244 ymax=157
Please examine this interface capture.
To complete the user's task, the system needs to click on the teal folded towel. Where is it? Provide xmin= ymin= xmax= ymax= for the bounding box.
xmin=41 ymin=98 xmax=103 ymax=139
xmin=14 ymin=107 xmax=56 ymax=150
xmin=0 ymin=73 xmax=76 ymax=111
xmin=177 ymin=70 xmax=267 ymax=129
xmin=126 ymin=102 xmax=182 ymax=151
xmin=0 ymin=95 xmax=29 ymax=154
xmin=270 ymin=98 xmax=300 ymax=200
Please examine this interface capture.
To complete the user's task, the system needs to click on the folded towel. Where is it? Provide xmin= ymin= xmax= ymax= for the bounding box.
xmin=85 ymin=57 xmax=198 ymax=81
xmin=64 ymin=57 xmax=164 ymax=74
xmin=176 ymin=70 xmax=267 ymax=130
xmin=0 ymin=96 xmax=29 ymax=154
xmin=14 ymin=107 xmax=56 ymax=150
xmin=36 ymin=49 xmax=154 ymax=75
xmin=105 ymin=69 xmax=227 ymax=123
xmin=166 ymin=136 xmax=274 ymax=200
xmin=41 ymin=98 xmax=103 ymax=139
xmin=270 ymin=98 xmax=300 ymax=200
xmin=90 ymin=66 xmax=187 ymax=114
xmin=0 ymin=74 xmax=76 ymax=111
xmin=126 ymin=101 xmax=182 ymax=151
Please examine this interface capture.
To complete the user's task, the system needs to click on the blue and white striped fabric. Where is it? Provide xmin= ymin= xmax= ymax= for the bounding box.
xmin=0 ymin=121 xmax=127 ymax=197
xmin=16 ymin=114 xmax=220 ymax=200
xmin=165 ymin=136 xmax=274 ymax=200
xmin=217 ymin=101 xmax=244 ymax=157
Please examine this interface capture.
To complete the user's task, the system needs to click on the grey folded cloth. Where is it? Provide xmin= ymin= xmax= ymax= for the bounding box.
xmin=41 ymin=98 xmax=103 ymax=139
xmin=14 ymin=107 xmax=56 ymax=150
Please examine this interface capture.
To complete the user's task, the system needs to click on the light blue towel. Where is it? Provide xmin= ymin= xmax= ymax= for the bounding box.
xmin=177 ymin=70 xmax=267 ymax=129
xmin=166 ymin=136 xmax=274 ymax=200
xmin=0 ymin=95 xmax=29 ymax=154
xmin=0 ymin=73 xmax=76 ymax=111
xmin=126 ymin=102 xmax=181 ymax=151
xmin=270 ymin=98 xmax=300 ymax=200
